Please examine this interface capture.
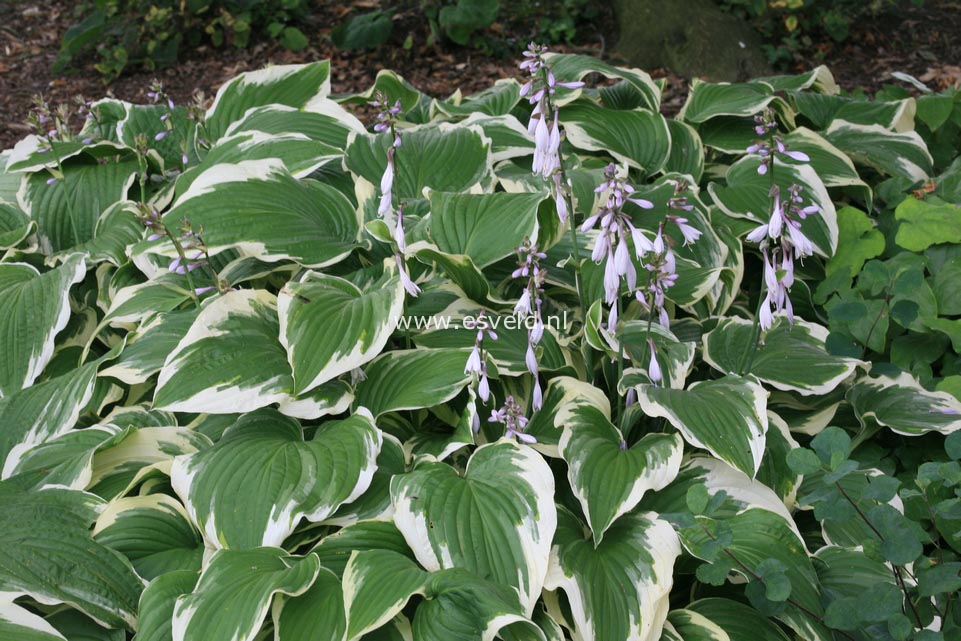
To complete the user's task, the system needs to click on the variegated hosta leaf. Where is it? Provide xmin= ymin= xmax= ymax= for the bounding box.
xmin=345 ymin=124 xmax=493 ymax=202
xmin=325 ymin=433 xmax=406 ymax=526
xmin=0 ymin=484 xmax=143 ymax=629
xmin=560 ymin=405 xmax=683 ymax=544
xmin=52 ymin=200 xmax=143 ymax=266
xmin=46 ymin=609 xmax=125 ymax=641
xmin=311 ymin=519 xmax=416 ymax=579
xmin=663 ymin=610 xmax=729 ymax=641
xmin=273 ymin=566 xmax=345 ymax=641
xmin=847 ymin=372 xmax=961 ymax=435
xmin=614 ymin=321 xmax=697 ymax=390
xmin=171 ymin=408 xmax=381 ymax=549
xmin=0 ymin=595 xmax=67 ymax=641
xmin=353 ymin=348 xmax=471 ymax=417
xmin=635 ymin=375 xmax=768 ymax=478
xmin=708 ymin=156 xmax=837 ymax=258
xmin=0 ymin=358 xmax=100 ymax=478
xmin=278 ymin=267 xmax=405 ymax=395
xmin=344 ymin=550 xmax=429 ymax=640
xmin=93 ymin=494 xmax=203 ymax=580
xmin=560 ymin=101 xmax=671 ymax=173
xmin=157 ymin=159 xmax=359 ymax=267
xmin=100 ymin=274 xmax=194 ymax=327
xmin=543 ymin=53 xmax=660 ymax=112
xmin=100 ymin=308 xmax=200 ymax=385
xmin=823 ymin=120 xmax=933 ymax=182
xmin=544 ymin=506 xmax=680 ymax=641
xmin=223 ymin=99 xmax=366 ymax=149
xmin=136 ymin=570 xmax=198 ymax=641
xmin=686 ymin=598 xmax=791 ymax=641
xmin=390 ymin=440 xmax=556 ymax=613
xmin=679 ymin=508 xmax=831 ymax=641
xmin=525 ymin=376 xmax=611 ymax=455
xmin=172 ymin=548 xmax=321 ymax=641
xmin=678 ymin=80 xmax=774 ymax=123
xmin=0 ymin=200 xmax=34 ymax=251
xmin=344 ymin=550 xmax=546 ymax=641
xmin=154 ymin=290 xmax=292 ymax=414
xmin=204 ymin=61 xmax=331 ymax=140
xmin=0 ymin=254 xmax=85 ymax=397
xmin=702 ymin=316 xmax=863 ymax=396
xmin=4 ymin=424 xmax=129 ymax=490
xmin=428 ymin=191 xmax=544 ymax=268
xmin=433 ymin=79 xmax=522 ymax=118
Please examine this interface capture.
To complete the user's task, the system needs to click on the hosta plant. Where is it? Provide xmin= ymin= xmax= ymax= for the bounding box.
xmin=1 ymin=47 xmax=961 ymax=641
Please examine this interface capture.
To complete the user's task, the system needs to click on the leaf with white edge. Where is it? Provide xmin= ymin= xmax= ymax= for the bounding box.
xmin=664 ymin=610 xmax=729 ymax=641
xmin=679 ymin=508 xmax=830 ymax=641
xmin=0 ymin=359 xmax=99 ymax=478
xmin=687 ymin=598 xmax=791 ymax=641
xmin=759 ymin=65 xmax=838 ymax=93
xmin=664 ymin=120 xmax=705 ymax=181
xmin=757 ymin=413 xmax=802 ymax=506
xmin=154 ymin=290 xmax=293 ymax=414
xmin=172 ymin=408 xmax=381 ymax=549
xmin=4 ymin=424 xmax=128 ymax=490
xmin=311 ymin=520 xmax=416 ymax=579
xmin=781 ymin=128 xmax=871 ymax=204
xmin=133 ymin=570 xmax=198 ymax=641
xmin=413 ymin=569 xmax=546 ymax=641
xmin=433 ymin=79 xmax=522 ymax=118
xmin=615 ymin=322 xmax=697 ymax=390
xmin=101 ymin=275 xmax=193 ymax=327
xmin=679 ymin=80 xmax=774 ymax=123
xmin=543 ymin=53 xmax=660 ymax=111
xmin=174 ymin=132 xmax=341 ymax=197
xmin=354 ymin=348 xmax=471 ymax=417
xmin=47 ymin=200 xmax=142 ymax=267
xmin=560 ymin=101 xmax=671 ymax=173
xmin=429 ymin=191 xmax=544 ymax=268
xmin=158 ymin=159 xmax=359 ymax=267
xmin=412 ymin=246 xmax=498 ymax=305
xmin=0 ymin=484 xmax=143 ymax=629
xmin=823 ymin=120 xmax=933 ymax=182
xmin=0 ymin=254 xmax=85 ymax=397
xmin=223 ymin=99 xmax=366 ymax=149
xmin=391 ymin=440 xmax=556 ymax=613
xmin=100 ymin=309 xmax=200 ymax=385
xmin=0 ymin=596 xmax=67 ymax=641
xmin=702 ymin=316 xmax=863 ymax=396
xmin=46 ymin=608 xmax=125 ymax=641
xmin=326 ymin=433 xmax=406 ymax=526
xmin=277 ymin=379 xmax=355 ymax=421
xmin=204 ymin=62 xmax=331 ymax=140
xmin=544 ymin=506 xmax=680 ymax=641
xmin=278 ymin=267 xmax=404 ymax=395
xmin=18 ymin=157 xmax=139 ymax=253
xmin=708 ymin=156 xmax=837 ymax=257
xmin=525 ymin=377 xmax=611 ymax=455
xmin=461 ymin=114 xmax=535 ymax=163
xmin=561 ymin=405 xmax=683 ymax=543
xmin=172 ymin=547 xmax=320 ymax=641
xmin=344 ymin=550 xmax=429 ymax=640
xmin=847 ymin=372 xmax=961 ymax=435
xmin=635 ymin=375 xmax=768 ymax=478
xmin=93 ymin=494 xmax=203 ymax=580
xmin=0 ymin=201 xmax=34 ymax=250
xmin=345 ymin=124 xmax=492 ymax=202
xmin=273 ymin=566 xmax=345 ymax=641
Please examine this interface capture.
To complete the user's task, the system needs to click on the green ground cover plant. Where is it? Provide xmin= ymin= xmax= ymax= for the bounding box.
xmin=1 ymin=46 xmax=960 ymax=641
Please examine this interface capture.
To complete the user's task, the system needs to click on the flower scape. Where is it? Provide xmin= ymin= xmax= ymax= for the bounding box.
xmin=1 ymin=41 xmax=961 ymax=641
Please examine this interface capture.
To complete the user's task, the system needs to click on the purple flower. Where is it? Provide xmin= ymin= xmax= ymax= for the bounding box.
xmin=194 ymin=286 xmax=216 ymax=295
xmin=394 ymin=253 xmax=420 ymax=297
xmin=155 ymin=131 xmax=169 ymax=141
xmin=489 ymin=395 xmax=536 ymax=443
xmin=648 ymin=340 xmax=662 ymax=384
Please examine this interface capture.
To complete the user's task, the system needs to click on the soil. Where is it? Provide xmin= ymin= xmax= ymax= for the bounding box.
xmin=0 ymin=0 xmax=959 ymax=150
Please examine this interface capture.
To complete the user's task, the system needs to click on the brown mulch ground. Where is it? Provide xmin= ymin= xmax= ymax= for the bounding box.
xmin=1 ymin=1 xmax=959 ymax=150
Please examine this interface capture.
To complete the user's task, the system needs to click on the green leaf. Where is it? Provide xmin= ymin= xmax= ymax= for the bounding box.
xmin=664 ymin=609 xmax=730 ymax=640
xmin=343 ymin=550 xmax=428 ymax=639
xmin=205 ymin=62 xmax=331 ymax=140
xmin=391 ymin=440 xmax=556 ymax=612
xmin=0 ymin=596 xmax=67 ymax=641
xmin=332 ymin=10 xmax=394 ymax=50
xmin=354 ymin=348 xmax=471 ymax=417
xmin=0 ymin=255 xmax=86 ymax=397
xmin=279 ymin=267 xmax=405 ymax=395
xmin=894 ymin=197 xmax=961 ymax=252
xmin=172 ymin=547 xmax=320 ymax=641
xmin=159 ymin=160 xmax=359 ymax=267
xmin=543 ymin=53 xmax=661 ymax=112
xmin=664 ymin=120 xmax=705 ymax=181
xmin=560 ymin=405 xmax=682 ymax=543
xmin=826 ymin=207 xmax=885 ymax=279
xmin=429 ymin=191 xmax=544 ymax=268
xmin=917 ymin=562 xmax=961 ymax=597
xmin=0 ymin=201 xmax=34 ymax=250
xmin=823 ymin=120 xmax=933 ymax=182
xmin=93 ymin=494 xmax=203 ymax=580
xmin=154 ymin=290 xmax=294 ymax=414
xmin=634 ymin=375 xmax=768 ymax=478
xmin=560 ymin=100 xmax=671 ymax=173
xmin=702 ymin=317 xmax=863 ymax=396
xmin=847 ymin=372 xmax=961 ymax=435
xmin=311 ymin=520 xmax=415 ymax=579
xmin=135 ymin=570 xmax=198 ymax=641
xmin=687 ymin=598 xmax=792 ymax=641
xmin=523 ymin=376 xmax=611 ymax=454
xmin=223 ymin=101 xmax=365 ymax=150
xmin=171 ymin=408 xmax=381 ymax=549
xmin=544 ymin=506 xmax=680 ymax=641
xmin=5 ymin=424 xmax=128 ymax=491
xmin=679 ymin=80 xmax=774 ymax=123
xmin=101 ymin=309 xmax=199 ymax=385
xmin=0 ymin=484 xmax=143 ymax=629
xmin=273 ymin=566 xmax=345 ymax=641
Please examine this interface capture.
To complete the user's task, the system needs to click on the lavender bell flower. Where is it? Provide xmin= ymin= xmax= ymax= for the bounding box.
xmin=647 ymin=339 xmax=662 ymax=384
xmin=513 ymin=240 xmax=547 ymax=410
xmin=466 ymin=311 xmax=497 ymax=403
xmin=394 ymin=253 xmax=420 ymax=298
xmin=489 ymin=395 xmax=536 ymax=444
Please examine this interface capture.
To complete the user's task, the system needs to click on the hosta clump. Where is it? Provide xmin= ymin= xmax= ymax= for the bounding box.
xmin=1 ymin=50 xmax=961 ymax=641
